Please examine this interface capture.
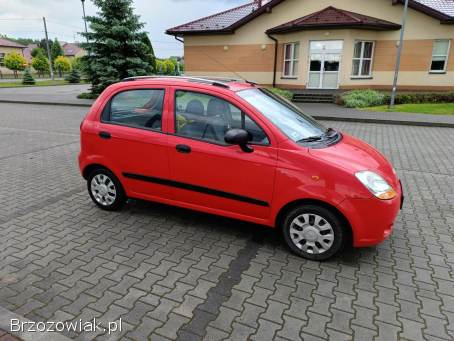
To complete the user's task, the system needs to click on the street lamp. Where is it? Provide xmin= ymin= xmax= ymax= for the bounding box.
xmin=81 ymin=0 xmax=89 ymax=43
xmin=389 ymin=0 xmax=409 ymax=109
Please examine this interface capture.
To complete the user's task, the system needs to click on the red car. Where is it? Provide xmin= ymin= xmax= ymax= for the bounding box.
xmin=79 ymin=76 xmax=403 ymax=260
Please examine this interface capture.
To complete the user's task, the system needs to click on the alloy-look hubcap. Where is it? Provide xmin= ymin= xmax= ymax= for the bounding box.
xmin=91 ymin=174 xmax=117 ymax=206
xmin=289 ymin=213 xmax=335 ymax=254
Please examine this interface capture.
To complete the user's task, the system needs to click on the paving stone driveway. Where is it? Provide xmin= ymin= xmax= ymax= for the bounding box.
xmin=0 ymin=103 xmax=453 ymax=341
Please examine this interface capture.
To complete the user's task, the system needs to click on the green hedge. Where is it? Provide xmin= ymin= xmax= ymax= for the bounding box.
xmin=267 ymin=87 xmax=293 ymax=101
xmin=337 ymin=90 xmax=454 ymax=108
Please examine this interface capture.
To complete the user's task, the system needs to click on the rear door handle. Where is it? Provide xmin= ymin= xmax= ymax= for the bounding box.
xmin=176 ymin=144 xmax=191 ymax=154
xmin=99 ymin=131 xmax=111 ymax=139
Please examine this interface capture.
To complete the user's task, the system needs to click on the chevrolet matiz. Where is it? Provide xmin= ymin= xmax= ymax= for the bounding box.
xmin=79 ymin=76 xmax=403 ymax=260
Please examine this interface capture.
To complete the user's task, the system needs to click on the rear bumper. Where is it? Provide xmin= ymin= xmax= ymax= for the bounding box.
xmin=342 ymin=185 xmax=403 ymax=247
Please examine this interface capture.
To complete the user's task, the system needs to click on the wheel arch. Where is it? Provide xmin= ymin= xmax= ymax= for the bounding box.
xmin=275 ymin=198 xmax=353 ymax=245
xmin=82 ymin=163 xmax=112 ymax=180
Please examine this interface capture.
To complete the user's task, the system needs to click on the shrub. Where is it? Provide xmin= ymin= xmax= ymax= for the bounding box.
xmin=163 ymin=60 xmax=175 ymax=75
xmin=4 ymin=53 xmax=27 ymax=78
xmin=339 ymin=90 xmax=454 ymax=108
xmin=342 ymin=90 xmax=386 ymax=108
xmin=22 ymin=69 xmax=36 ymax=85
xmin=383 ymin=92 xmax=454 ymax=105
xmin=65 ymin=68 xmax=81 ymax=84
xmin=54 ymin=56 xmax=71 ymax=77
xmin=77 ymin=92 xmax=98 ymax=99
xmin=31 ymin=54 xmax=50 ymax=77
xmin=267 ymin=87 xmax=293 ymax=101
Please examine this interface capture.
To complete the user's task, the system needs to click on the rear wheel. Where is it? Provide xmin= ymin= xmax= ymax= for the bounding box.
xmin=87 ymin=168 xmax=126 ymax=211
xmin=281 ymin=205 xmax=345 ymax=260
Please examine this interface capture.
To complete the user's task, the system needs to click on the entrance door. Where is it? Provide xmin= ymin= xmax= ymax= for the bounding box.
xmin=307 ymin=41 xmax=343 ymax=89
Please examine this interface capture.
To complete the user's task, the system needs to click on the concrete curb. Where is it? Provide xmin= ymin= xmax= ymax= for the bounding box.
xmin=0 ymin=100 xmax=92 ymax=108
xmin=0 ymin=306 xmax=72 ymax=341
xmin=0 ymin=99 xmax=453 ymax=128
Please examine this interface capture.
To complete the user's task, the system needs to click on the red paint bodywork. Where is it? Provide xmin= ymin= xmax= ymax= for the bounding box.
xmin=79 ymin=78 xmax=402 ymax=247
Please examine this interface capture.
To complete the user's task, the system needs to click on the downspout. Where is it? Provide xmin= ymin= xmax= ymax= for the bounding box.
xmin=174 ymin=35 xmax=184 ymax=43
xmin=267 ymin=33 xmax=278 ymax=88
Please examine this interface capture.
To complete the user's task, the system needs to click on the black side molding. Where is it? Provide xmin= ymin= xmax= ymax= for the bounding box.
xmin=123 ymin=173 xmax=269 ymax=207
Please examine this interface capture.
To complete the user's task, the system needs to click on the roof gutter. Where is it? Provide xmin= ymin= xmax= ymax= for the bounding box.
xmin=173 ymin=35 xmax=184 ymax=43
xmin=266 ymin=33 xmax=278 ymax=88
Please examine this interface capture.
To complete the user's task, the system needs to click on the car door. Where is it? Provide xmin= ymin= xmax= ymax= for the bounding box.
xmin=95 ymin=87 xmax=172 ymax=200
xmin=167 ymin=88 xmax=278 ymax=221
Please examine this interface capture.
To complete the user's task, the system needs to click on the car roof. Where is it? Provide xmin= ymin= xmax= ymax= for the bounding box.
xmin=118 ymin=76 xmax=258 ymax=92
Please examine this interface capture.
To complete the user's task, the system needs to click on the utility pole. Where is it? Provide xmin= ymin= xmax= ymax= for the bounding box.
xmin=389 ymin=0 xmax=409 ymax=109
xmin=43 ymin=17 xmax=54 ymax=80
xmin=81 ymin=0 xmax=89 ymax=44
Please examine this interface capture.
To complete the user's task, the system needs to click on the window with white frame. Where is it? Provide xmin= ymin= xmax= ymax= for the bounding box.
xmin=283 ymin=42 xmax=299 ymax=78
xmin=430 ymin=40 xmax=450 ymax=73
xmin=0 ymin=53 xmax=4 ymax=66
xmin=352 ymin=41 xmax=374 ymax=77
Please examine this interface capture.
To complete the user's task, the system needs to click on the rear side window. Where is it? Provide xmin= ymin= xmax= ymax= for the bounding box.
xmin=104 ymin=89 xmax=165 ymax=131
xmin=174 ymin=91 xmax=269 ymax=145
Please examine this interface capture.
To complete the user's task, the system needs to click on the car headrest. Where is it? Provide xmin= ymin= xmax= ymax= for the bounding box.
xmin=186 ymin=99 xmax=205 ymax=116
xmin=207 ymin=98 xmax=231 ymax=118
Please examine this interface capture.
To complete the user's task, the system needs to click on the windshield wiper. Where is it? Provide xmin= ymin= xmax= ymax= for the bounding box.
xmin=324 ymin=128 xmax=338 ymax=137
xmin=298 ymin=136 xmax=323 ymax=143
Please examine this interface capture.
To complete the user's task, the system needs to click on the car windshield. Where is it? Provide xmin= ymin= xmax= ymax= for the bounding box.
xmin=237 ymin=88 xmax=327 ymax=142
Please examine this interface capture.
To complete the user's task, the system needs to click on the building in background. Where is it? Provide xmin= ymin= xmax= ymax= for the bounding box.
xmin=0 ymin=38 xmax=26 ymax=76
xmin=62 ymin=42 xmax=87 ymax=61
xmin=167 ymin=0 xmax=454 ymax=91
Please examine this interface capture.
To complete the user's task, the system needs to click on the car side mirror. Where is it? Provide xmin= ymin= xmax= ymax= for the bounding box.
xmin=224 ymin=129 xmax=254 ymax=153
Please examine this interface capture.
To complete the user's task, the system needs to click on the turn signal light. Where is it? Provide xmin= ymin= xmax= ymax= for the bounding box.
xmin=377 ymin=189 xmax=397 ymax=200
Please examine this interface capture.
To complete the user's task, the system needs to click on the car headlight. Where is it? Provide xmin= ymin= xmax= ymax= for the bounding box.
xmin=355 ymin=171 xmax=397 ymax=200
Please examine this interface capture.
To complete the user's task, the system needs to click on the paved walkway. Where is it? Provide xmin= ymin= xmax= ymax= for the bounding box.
xmin=297 ymin=103 xmax=454 ymax=127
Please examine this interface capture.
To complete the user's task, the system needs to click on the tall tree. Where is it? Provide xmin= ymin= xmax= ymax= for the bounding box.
xmin=80 ymin=0 xmax=153 ymax=94
xmin=51 ymin=39 xmax=64 ymax=62
xmin=140 ymin=33 xmax=157 ymax=73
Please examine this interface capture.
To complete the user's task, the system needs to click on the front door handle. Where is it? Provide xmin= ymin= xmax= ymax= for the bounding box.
xmin=99 ymin=131 xmax=111 ymax=139
xmin=176 ymin=144 xmax=191 ymax=154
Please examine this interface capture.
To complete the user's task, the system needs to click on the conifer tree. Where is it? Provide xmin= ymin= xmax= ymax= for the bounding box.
xmin=22 ymin=69 xmax=36 ymax=85
xmin=80 ymin=0 xmax=153 ymax=94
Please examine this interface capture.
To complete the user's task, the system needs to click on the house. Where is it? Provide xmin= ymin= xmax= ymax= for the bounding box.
xmin=0 ymin=38 xmax=26 ymax=76
xmin=166 ymin=0 xmax=454 ymax=91
xmin=62 ymin=42 xmax=86 ymax=60
xmin=23 ymin=43 xmax=38 ymax=64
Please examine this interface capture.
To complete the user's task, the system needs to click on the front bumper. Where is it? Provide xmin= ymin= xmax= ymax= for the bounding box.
xmin=341 ymin=184 xmax=403 ymax=247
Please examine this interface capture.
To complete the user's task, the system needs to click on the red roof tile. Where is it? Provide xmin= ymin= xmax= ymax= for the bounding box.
xmin=166 ymin=2 xmax=259 ymax=35
xmin=0 ymin=38 xmax=26 ymax=49
xmin=63 ymin=42 xmax=84 ymax=57
xmin=267 ymin=6 xmax=401 ymax=33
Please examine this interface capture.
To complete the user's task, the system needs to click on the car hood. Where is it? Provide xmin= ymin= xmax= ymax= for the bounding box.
xmin=308 ymin=133 xmax=398 ymax=187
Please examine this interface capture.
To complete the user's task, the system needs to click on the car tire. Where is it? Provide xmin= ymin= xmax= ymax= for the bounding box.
xmin=281 ymin=205 xmax=345 ymax=261
xmin=87 ymin=168 xmax=126 ymax=211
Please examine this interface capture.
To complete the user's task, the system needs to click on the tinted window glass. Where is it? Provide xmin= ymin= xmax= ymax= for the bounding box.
xmin=108 ymin=89 xmax=165 ymax=131
xmin=175 ymin=91 xmax=269 ymax=145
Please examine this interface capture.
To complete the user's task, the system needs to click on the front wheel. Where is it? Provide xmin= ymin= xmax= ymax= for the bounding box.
xmin=281 ymin=205 xmax=346 ymax=261
xmin=87 ymin=168 xmax=126 ymax=211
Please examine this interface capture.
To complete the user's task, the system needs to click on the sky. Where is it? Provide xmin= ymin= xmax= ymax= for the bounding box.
xmin=0 ymin=0 xmax=247 ymax=58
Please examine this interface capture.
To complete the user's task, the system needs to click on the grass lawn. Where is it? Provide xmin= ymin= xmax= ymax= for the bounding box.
xmin=0 ymin=80 xmax=82 ymax=88
xmin=364 ymin=103 xmax=454 ymax=115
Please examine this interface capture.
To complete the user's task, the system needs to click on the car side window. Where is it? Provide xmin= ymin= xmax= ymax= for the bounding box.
xmin=105 ymin=89 xmax=165 ymax=131
xmin=174 ymin=90 xmax=269 ymax=145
